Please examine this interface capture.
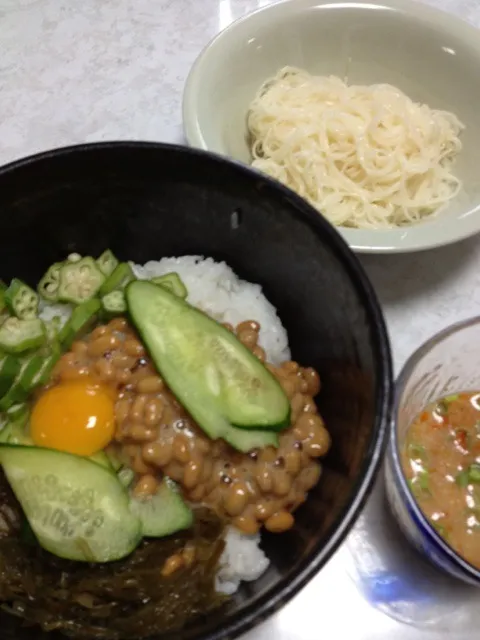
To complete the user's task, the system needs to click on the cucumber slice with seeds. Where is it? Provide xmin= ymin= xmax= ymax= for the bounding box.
xmin=126 ymin=281 xmax=288 ymax=452
xmin=0 ymin=445 xmax=142 ymax=562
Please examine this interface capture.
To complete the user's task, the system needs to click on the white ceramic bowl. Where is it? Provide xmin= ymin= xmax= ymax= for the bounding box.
xmin=183 ymin=0 xmax=480 ymax=254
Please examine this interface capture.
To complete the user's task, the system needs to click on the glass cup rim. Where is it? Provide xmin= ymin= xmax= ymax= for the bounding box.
xmin=391 ymin=315 xmax=480 ymax=582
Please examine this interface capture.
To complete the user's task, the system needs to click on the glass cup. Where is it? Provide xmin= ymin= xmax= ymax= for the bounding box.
xmin=385 ymin=316 xmax=480 ymax=586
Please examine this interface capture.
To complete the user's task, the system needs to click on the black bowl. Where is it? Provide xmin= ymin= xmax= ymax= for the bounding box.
xmin=0 ymin=142 xmax=392 ymax=640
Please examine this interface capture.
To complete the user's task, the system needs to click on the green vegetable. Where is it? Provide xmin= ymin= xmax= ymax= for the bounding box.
xmin=57 ymin=257 xmax=105 ymax=304
xmin=0 ymin=445 xmax=142 ymax=562
xmin=7 ymin=417 xmax=31 ymax=445
xmin=0 ymin=318 xmax=45 ymax=354
xmin=0 ymin=280 xmax=7 ymax=313
xmin=409 ymin=473 xmax=430 ymax=498
xmin=0 ymin=354 xmax=21 ymax=398
xmin=38 ymin=262 xmax=64 ymax=302
xmin=6 ymin=402 xmax=28 ymax=422
xmin=118 ymin=467 xmax=135 ymax=488
xmin=99 ymin=262 xmax=135 ymax=296
xmin=432 ymin=521 xmax=448 ymax=539
xmin=89 ymin=451 xmax=114 ymax=471
xmin=0 ymin=353 xmax=45 ymax=412
xmin=407 ymin=443 xmax=426 ymax=461
xmin=97 ymin=250 xmax=119 ymax=277
xmin=5 ymin=278 xmax=39 ymax=319
xmin=101 ymin=290 xmax=127 ymax=317
xmin=45 ymin=315 xmax=64 ymax=342
xmin=456 ymin=469 xmax=470 ymax=488
xmin=151 ymin=272 xmax=188 ymax=299
xmin=126 ymin=280 xmax=287 ymax=452
xmin=436 ymin=400 xmax=448 ymax=416
xmin=130 ymin=478 xmax=193 ymax=538
xmin=105 ymin=448 xmax=123 ymax=472
xmin=468 ymin=463 xmax=480 ymax=483
xmin=445 ymin=394 xmax=459 ymax=403
xmin=0 ymin=407 xmax=31 ymax=445
xmin=58 ymin=299 xmax=101 ymax=349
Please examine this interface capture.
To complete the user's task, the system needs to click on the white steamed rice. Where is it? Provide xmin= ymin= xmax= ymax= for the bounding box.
xmin=41 ymin=256 xmax=289 ymax=593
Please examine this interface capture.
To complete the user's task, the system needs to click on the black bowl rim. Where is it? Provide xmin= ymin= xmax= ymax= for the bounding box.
xmin=0 ymin=141 xmax=393 ymax=640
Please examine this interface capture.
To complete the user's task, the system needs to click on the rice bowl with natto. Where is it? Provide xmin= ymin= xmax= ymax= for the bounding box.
xmin=0 ymin=251 xmax=331 ymax=637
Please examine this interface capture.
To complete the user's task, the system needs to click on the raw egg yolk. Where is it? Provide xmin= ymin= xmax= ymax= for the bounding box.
xmin=30 ymin=379 xmax=115 ymax=456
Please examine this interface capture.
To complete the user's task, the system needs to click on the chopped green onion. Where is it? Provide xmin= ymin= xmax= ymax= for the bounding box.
xmin=407 ymin=443 xmax=427 ymax=461
xmin=436 ymin=400 xmax=448 ymax=416
xmin=409 ymin=473 xmax=430 ymax=498
xmin=468 ymin=463 xmax=480 ymax=484
xmin=456 ymin=469 xmax=470 ymax=488
xmin=99 ymin=263 xmax=135 ymax=296
xmin=444 ymin=394 xmax=459 ymax=404
xmin=432 ymin=521 xmax=448 ymax=539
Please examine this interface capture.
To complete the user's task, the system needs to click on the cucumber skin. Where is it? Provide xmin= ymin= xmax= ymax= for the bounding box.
xmin=126 ymin=281 xmax=287 ymax=452
xmin=0 ymin=445 xmax=142 ymax=562
xmin=130 ymin=478 xmax=193 ymax=537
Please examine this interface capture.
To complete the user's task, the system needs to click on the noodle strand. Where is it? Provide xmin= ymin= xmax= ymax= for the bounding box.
xmin=247 ymin=67 xmax=464 ymax=229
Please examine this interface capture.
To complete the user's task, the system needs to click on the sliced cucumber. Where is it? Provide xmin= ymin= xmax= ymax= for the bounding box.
xmin=151 ymin=272 xmax=188 ymax=299
xmin=89 ymin=451 xmax=114 ymax=471
xmin=130 ymin=477 xmax=193 ymax=537
xmin=0 ymin=445 xmax=142 ymax=562
xmin=126 ymin=281 xmax=288 ymax=452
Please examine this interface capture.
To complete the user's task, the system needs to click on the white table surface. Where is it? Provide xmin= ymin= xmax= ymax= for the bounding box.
xmin=2 ymin=0 xmax=480 ymax=638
